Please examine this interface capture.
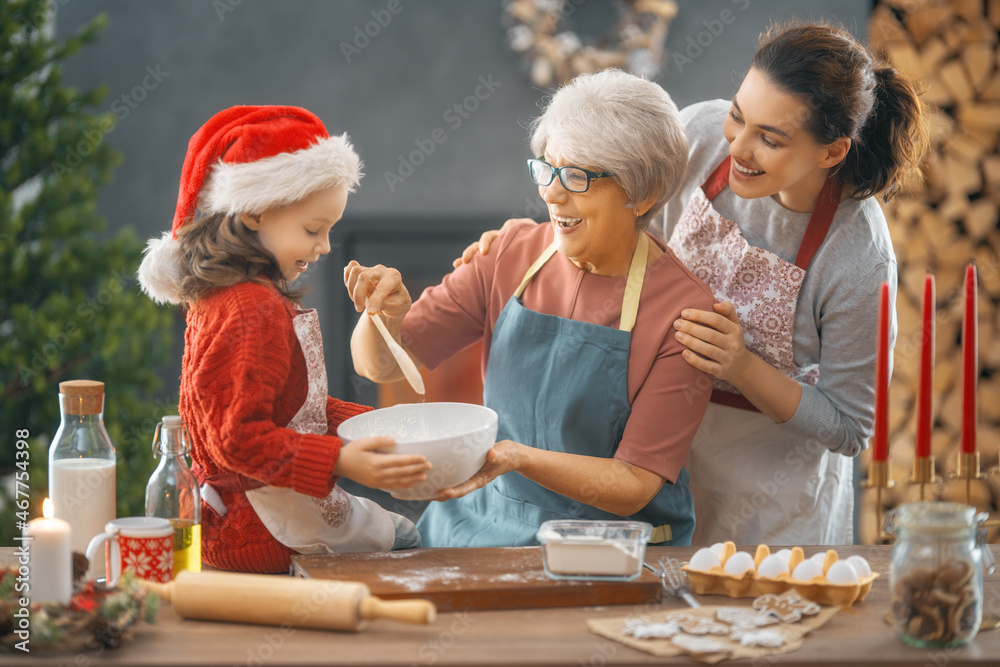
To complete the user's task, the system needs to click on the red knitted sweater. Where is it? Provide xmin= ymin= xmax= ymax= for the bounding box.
xmin=178 ymin=281 xmax=371 ymax=574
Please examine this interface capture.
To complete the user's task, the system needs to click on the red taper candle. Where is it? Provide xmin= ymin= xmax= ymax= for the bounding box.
xmin=915 ymin=275 xmax=935 ymax=458
xmin=872 ymin=282 xmax=890 ymax=462
xmin=961 ymin=264 xmax=977 ymax=455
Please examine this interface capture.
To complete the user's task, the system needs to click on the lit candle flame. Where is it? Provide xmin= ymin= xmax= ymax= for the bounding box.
xmin=42 ymin=497 xmax=54 ymax=519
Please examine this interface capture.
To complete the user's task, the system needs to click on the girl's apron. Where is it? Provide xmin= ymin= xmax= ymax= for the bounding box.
xmin=418 ymin=233 xmax=695 ymax=547
xmin=667 ymin=156 xmax=853 ymax=546
xmin=199 ymin=308 xmax=419 ymax=554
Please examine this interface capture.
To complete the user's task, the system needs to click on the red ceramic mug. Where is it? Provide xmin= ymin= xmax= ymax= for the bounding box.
xmin=85 ymin=517 xmax=174 ymax=585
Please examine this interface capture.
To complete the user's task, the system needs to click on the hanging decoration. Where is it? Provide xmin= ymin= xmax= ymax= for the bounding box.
xmin=503 ymin=0 xmax=679 ymax=87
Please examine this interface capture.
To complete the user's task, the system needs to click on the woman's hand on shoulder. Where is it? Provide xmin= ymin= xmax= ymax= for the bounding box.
xmin=451 ymin=218 xmax=537 ymax=268
xmin=334 ymin=436 xmax=431 ymax=489
xmin=430 ymin=439 xmax=522 ymax=500
xmin=343 ymin=261 xmax=411 ymax=320
xmin=672 ymin=301 xmax=753 ymax=384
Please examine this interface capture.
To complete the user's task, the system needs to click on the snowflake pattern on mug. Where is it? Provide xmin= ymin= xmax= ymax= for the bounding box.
xmin=120 ymin=535 xmax=173 ymax=582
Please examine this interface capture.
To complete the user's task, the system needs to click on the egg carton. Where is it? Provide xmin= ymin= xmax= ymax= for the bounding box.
xmin=682 ymin=542 xmax=878 ymax=607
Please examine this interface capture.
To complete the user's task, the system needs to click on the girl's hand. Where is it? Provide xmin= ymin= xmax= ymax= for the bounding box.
xmin=431 ymin=440 xmax=520 ymax=500
xmin=334 ymin=436 xmax=431 ymax=490
xmin=343 ymin=261 xmax=411 ymax=320
xmin=673 ymin=301 xmax=752 ymax=384
xmin=451 ymin=218 xmax=537 ymax=268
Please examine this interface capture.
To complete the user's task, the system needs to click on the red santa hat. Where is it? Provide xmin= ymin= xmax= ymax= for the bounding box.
xmin=138 ymin=105 xmax=362 ymax=304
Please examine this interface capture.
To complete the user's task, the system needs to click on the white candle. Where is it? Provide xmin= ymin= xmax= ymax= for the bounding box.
xmin=24 ymin=498 xmax=72 ymax=605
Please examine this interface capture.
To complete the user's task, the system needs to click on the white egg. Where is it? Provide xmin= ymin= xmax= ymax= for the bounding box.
xmin=846 ymin=555 xmax=872 ymax=578
xmin=825 ymin=560 xmax=860 ymax=585
xmin=756 ymin=553 xmax=790 ymax=579
xmin=709 ymin=542 xmax=726 ymax=559
xmin=775 ymin=548 xmax=792 ymax=563
xmin=723 ymin=551 xmax=756 ymax=576
xmin=791 ymin=559 xmax=823 ymax=581
xmin=809 ymin=552 xmax=828 ymax=567
xmin=687 ymin=547 xmax=721 ymax=572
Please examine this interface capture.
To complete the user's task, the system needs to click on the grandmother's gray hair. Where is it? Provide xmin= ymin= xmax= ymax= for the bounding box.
xmin=529 ymin=69 xmax=688 ymax=230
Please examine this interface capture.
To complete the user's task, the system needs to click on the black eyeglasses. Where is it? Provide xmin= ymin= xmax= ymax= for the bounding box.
xmin=527 ymin=158 xmax=614 ymax=193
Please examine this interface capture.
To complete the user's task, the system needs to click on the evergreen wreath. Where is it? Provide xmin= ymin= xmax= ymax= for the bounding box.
xmin=504 ymin=0 xmax=678 ymax=87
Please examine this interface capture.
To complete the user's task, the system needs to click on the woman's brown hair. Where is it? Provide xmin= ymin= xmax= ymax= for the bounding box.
xmin=751 ymin=20 xmax=931 ymax=202
xmin=174 ymin=212 xmax=303 ymax=306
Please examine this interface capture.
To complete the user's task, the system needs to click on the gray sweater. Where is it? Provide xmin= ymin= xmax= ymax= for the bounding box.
xmin=654 ymin=99 xmax=897 ymax=457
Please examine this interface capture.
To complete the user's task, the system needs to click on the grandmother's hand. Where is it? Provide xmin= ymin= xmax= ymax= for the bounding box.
xmin=431 ymin=440 xmax=522 ymax=501
xmin=451 ymin=218 xmax=537 ymax=268
xmin=343 ymin=261 xmax=411 ymax=320
xmin=673 ymin=302 xmax=753 ymax=385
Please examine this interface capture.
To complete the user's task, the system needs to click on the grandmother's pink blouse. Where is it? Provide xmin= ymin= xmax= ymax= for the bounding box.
xmin=401 ymin=222 xmax=715 ymax=483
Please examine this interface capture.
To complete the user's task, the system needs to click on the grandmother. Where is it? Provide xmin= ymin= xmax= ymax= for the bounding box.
xmin=344 ymin=69 xmax=714 ymax=547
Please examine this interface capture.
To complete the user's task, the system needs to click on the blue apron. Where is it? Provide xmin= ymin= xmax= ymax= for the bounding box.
xmin=417 ymin=233 xmax=694 ymax=547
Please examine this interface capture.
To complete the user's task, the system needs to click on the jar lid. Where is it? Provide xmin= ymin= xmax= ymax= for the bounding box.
xmin=896 ymin=501 xmax=977 ymax=532
xmin=59 ymin=380 xmax=105 ymax=415
xmin=59 ymin=379 xmax=105 ymax=396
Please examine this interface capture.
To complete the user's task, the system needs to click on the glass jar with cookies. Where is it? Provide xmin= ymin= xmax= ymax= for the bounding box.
xmin=887 ymin=502 xmax=993 ymax=648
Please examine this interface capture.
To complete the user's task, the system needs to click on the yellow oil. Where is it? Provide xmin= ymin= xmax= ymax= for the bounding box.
xmin=171 ymin=520 xmax=202 ymax=575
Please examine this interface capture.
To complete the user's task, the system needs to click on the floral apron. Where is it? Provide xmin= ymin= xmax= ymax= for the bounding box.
xmin=417 ymin=233 xmax=695 ymax=547
xmin=199 ymin=308 xmax=419 ymax=554
xmin=667 ymin=156 xmax=853 ymax=545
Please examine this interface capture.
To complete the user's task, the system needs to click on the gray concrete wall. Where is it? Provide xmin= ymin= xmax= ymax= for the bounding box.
xmin=55 ymin=0 xmax=869 ymax=400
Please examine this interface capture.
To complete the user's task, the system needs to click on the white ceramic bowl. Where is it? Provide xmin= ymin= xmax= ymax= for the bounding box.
xmin=337 ymin=402 xmax=499 ymax=501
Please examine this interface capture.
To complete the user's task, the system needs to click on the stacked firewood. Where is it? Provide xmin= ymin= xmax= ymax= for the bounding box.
xmin=858 ymin=0 xmax=1000 ymax=543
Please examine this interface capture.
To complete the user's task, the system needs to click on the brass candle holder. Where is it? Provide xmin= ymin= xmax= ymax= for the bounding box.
xmin=950 ymin=451 xmax=986 ymax=507
xmin=905 ymin=455 xmax=941 ymax=501
xmin=863 ymin=459 xmax=895 ymax=543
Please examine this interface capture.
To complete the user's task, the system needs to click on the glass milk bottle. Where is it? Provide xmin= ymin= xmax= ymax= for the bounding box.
xmin=48 ymin=379 xmax=117 ymax=581
xmin=145 ymin=416 xmax=201 ymax=576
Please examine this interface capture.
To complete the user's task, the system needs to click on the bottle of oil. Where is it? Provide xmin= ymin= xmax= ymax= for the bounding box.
xmin=145 ymin=415 xmax=201 ymax=576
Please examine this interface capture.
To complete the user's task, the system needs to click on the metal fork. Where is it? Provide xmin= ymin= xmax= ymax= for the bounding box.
xmin=657 ymin=556 xmax=701 ymax=608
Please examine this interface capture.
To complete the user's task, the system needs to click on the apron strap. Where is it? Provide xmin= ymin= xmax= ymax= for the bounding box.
xmin=649 ymin=523 xmax=672 ymax=544
xmin=793 ymin=176 xmax=842 ymax=270
xmin=619 ymin=233 xmax=648 ymax=333
xmin=513 ymin=242 xmax=558 ymax=298
xmin=514 ymin=234 xmax=649 ymax=333
xmin=700 ymin=156 xmax=732 ymax=201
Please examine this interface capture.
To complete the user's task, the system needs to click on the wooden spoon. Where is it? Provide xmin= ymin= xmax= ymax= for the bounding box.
xmin=369 ymin=310 xmax=425 ymax=396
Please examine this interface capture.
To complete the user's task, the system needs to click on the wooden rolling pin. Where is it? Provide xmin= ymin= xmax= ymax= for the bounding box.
xmin=143 ymin=570 xmax=435 ymax=631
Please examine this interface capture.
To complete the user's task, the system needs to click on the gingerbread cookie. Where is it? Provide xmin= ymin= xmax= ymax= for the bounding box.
xmin=730 ymin=627 xmax=787 ymax=648
xmin=622 ymin=619 xmax=681 ymax=639
xmin=753 ymin=591 xmax=820 ymax=623
xmin=664 ymin=612 xmax=729 ymax=635
xmin=670 ymin=633 xmax=731 ymax=655
xmin=716 ymin=606 xmax=778 ymax=628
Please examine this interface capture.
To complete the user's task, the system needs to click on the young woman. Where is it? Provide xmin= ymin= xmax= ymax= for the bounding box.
xmin=462 ymin=21 xmax=930 ymax=545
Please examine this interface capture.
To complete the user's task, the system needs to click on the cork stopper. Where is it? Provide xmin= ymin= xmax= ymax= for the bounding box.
xmin=59 ymin=379 xmax=105 ymax=415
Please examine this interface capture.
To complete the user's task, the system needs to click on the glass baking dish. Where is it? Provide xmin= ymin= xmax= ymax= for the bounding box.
xmin=536 ymin=519 xmax=652 ymax=581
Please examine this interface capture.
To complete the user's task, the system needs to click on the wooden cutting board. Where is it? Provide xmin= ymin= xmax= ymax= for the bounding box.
xmin=291 ymin=547 xmax=663 ymax=612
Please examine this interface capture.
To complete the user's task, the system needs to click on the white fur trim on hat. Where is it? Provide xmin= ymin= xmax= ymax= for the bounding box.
xmin=137 ymin=231 xmax=184 ymax=305
xmin=201 ymin=133 xmax=362 ymax=216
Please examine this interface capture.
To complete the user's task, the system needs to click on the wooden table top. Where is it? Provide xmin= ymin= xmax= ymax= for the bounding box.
xmin=3 ymin=545 xmax=1000 ymax=666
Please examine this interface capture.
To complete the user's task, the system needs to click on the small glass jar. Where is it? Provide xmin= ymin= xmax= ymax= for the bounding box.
xmin=887 ymin=502 xmax=993 ymax=648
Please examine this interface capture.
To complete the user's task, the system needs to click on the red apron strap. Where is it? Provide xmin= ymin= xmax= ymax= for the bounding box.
xmin=710 ymin=387 xmax=760 ymax=412
xmin=700 ymin=156 xmax=732 ymax=201
xmin=793 ymin=177 xmax=842 ymax=271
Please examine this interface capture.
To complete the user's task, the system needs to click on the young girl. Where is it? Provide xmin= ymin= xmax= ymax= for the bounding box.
xmin=460 ymin=20 xmax=930 ymax=546
xmin=138 ymin=105 xmax=429 ymax=573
